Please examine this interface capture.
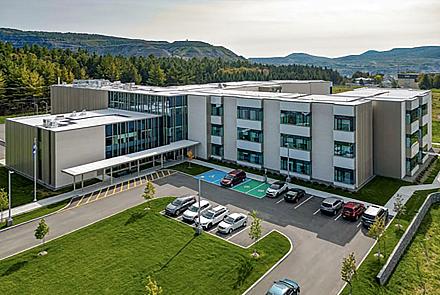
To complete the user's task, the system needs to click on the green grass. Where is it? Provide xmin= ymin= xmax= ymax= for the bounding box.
xmin=0 ymin=197 xmax=290 ymax=295
xmin=332 ymin=85 xmax=361 ymax=94
xmin=0 ymin=113 xmax=34 ymax=124
xmin=169 ymin=162 xmax=212 ymax=176
xmin=204 ymin=159 xmax=409 ymax=205
xmin=341 ymin=189 xmax=438 ymax=295
xmin=423 ymin=158 xmax=440 ymax=184
xmin=0 ymin=199 xmax=69 ymax=230
xmin=0 ymin=167 xmax=99 ymax=207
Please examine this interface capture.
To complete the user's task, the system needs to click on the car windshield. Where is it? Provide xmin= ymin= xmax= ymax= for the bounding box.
xmin=188 ymin=205 xmax=199 ymax=212
xmin=287 ymin=191 xmax=297 ymax=196
xmin=224 ymin=216 xmax=235 ymax=224
xmin=343 ymin=207 xmax=354 ymax=213
xmin=202 ymin=211 xmax=215 ymax=219
xmin=322 ymin=202 xmax=332 ymax=208
xmin=171 ymin=199 xmax=183 ymax=206
xmin=224 ymin=175 xmax=234 ymax=180
xmin=363 ymin=213 xmax=376 ymax=220
xmin=270 ymin=183 xmax=281 ymax=189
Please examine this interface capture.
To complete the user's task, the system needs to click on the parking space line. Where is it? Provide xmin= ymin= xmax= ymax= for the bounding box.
xmin=276 ymin=199 xmax=284 ymax=204
xmin=112 ymin=185 xmax=117 ymax=195
xmin=334 ymin=213 xmax=342 ymax=221
xmin=357 ymin=222 xmax=362 ymax=228
xmin=119 ymin=183 xmax=124 ymax=193
xmin=226 ymin=225 xmax=249 ymax=240
xmin=103 ymin=187 xmax=110 ymax=198
xmin=127 ymin=180 xmax=130 ymax=190
xmin=313 ymin=208 xmax=321 ymax=215
xmin=86 ymin=192 xmax=94 ymax=203
xmin=94 ymin=188 xmax=103 ymax=200
xmin=294 ymin=196 xmax=313 ymax=209
xmin=76 ymin=195 xmax=86 ymax=207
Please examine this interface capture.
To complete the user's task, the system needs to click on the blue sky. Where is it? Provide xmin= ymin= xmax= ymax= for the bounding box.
xmin=0 ymin=0 xmax=439 ymax=58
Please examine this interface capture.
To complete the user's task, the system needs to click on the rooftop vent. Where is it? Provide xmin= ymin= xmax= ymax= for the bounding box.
xmin=79 ymin=109 xmax=87 ymax=116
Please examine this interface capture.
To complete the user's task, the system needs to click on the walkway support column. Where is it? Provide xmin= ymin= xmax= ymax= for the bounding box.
xmin=102 ymin=169 xmax=105 ymax=182
xmin=110 ymin=167 xmax=113 ymax=185
xmin=73 ymin=175 xmax=76 ymax=192
xmin=81 ymin=174 xmax=84 ymax=195
xmin=137 ymin=160 xmax=140 ymax=176
xmin=161 ymin=154 xmax=164 ymax=168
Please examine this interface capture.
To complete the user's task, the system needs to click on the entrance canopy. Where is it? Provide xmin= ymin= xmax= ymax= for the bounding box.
xmin=62 ymin=139 xmax=199 ymax=177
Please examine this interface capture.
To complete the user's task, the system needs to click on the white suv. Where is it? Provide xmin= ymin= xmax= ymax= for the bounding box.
xmin=182 ymin=200 xmax=211 ymax=223
xmin=195 ymin=205 xmax=230 ymax=230
xmin=217 ymin=213 xmax=248 ymax=234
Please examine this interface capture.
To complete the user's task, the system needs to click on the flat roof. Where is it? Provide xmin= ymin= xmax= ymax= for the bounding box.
xmin=334 ymin=88 xmax=430 ymax=101
xmin=8 ymin=108 xmax=159 ymax=132
xmin=62 ymin=140 xmax=199 ymax=176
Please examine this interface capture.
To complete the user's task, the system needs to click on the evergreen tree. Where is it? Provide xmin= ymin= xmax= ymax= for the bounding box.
xmin=418 ymin=73 xmax=432 ymax=90
xmin=432 ymin=74 xmax=440 ymax=89
xmin=147 ymin=63 xmax=166 ymax=86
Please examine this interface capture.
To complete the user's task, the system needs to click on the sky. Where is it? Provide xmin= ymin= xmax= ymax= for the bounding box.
xmin=0 ymin=0 xmax=439 ymax=58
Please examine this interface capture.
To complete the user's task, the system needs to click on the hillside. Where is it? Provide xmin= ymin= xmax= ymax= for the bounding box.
xmin=0 ymin=28 xmax=243 ymax=60
xmin=251 ymin=46 xmax=440 ymax=76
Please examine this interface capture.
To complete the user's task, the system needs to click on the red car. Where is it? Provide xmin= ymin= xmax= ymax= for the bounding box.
xmin=342 ymin=202 xmax=365 ymax=221
xmin=220 ymin=170 xmax=246 ymax=187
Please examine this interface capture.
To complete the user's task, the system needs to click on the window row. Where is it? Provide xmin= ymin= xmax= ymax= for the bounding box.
xmin=406 ymin=131 xmax=419 ymax=148
xmin=237 ymin=106 xmax=263 ymax=121
xmin=211 ymin=144 xmax=224 ymax=157
xmin=280 ymin=157 xmax=311 ymax=176
xmin=237 ymin=149 xmax=263 ymax=165
xmin=334 ymin=167 xmax=355 ymax=185
xmin=238 ymin=127 xmax=263 ymax=143
xmin=280 ymin=134 xmax=311 ymax=151
xmin=211 ymin=124 xmax=223 ymax=137
xmin=334 ymin=141 xmax=355 ymax=158
xmin=280 ymin=111 xmax=311 ymax=126
xmin=405 ymin=108 xmax=419 ymax=124
xmin=334 ymin=116 xmax=355 ymax=132
xmin=211 ymin=104 xmax=223 ymax=116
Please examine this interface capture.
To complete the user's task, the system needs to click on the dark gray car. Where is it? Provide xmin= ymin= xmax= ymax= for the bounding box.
xmin=165 ymin=194 xmax=196 ymax=216
xmin=320 ymin=197 xmax=344 ymax=216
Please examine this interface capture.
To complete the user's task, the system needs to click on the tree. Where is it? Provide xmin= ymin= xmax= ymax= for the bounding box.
xmin=393 ymin=194 xmax=406 ymax=230
xmin=341 ymin=252 xmax=357 ymax=295
xmin=0 ymin=189 xmax=8 ymax=223
xmin=147 ymin=63 xmax=166 ymax=86
xmin=432 ymin=74 xmax=440 ymax=89
xmin=142 ymin=181 xmax=156 ymax=209
xmin=248 ymin=210 xmax=262 ymax=257
xmin=35 ymin=218 xmax=49 ymax=246
xmin=144 ymin=276 xmax=163 ymax=295
xmin=368 ymin=217 xmax=385 ymax=261
xmin=186 ymin=149 xmax=194 ymax=168
xmin=418 ymin=73 xmax=432 ymax=90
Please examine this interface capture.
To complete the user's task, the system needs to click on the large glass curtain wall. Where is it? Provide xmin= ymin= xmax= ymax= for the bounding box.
xmin=108 ymin=92 xmax=188 ymax=145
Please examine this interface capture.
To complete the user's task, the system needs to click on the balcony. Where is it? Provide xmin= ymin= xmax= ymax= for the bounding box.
xmin=237 ymin=119 xmax=262 ymax=130
xmin=406 ymin=120 xmax=419 ymax=134
xmin=237 ymin=140 xmax=262 ymax=153
xmin=421 ymin=114 xmax=429 ymax=126
xmin=333 ymin=130 xmax=355 ymax=143
xmin=211 ymin=135 xmax=222 ymax=145
xmin=210 ymin=115 xmax=222 ymax=125
xmin=280 ymin=147 xmax=310 ymax=161
xmin=406 ymin=142 xmax=420 ymax=158
xmin=280 ymin=124 xmax=310 ymax=137
xmin=333 ymin=156 xmax=355 ymax=170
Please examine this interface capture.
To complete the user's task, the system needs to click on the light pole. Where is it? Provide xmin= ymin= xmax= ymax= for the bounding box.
xmin=41 ymin=101 xmax=49 ymax=114
xmin=285 ymin=143 xmax=291 ymax=183
xmin=33 ymin=137 xmax=38 ymax=202
xmin=196 ymin=176 xmax=204 ymax=235
xmin=32 ymin=103 xmax=39 ymax=115
xmin=7 ymin=170 xmax=13 ymax=226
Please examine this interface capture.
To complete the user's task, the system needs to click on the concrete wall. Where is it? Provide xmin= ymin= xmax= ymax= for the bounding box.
xmin=187 ymin=95 xmax=209 ymax=159
xmin=263 ymin=100 xmax=281 ymax=170
xmin=311 ymin=103 xmax=334 ymax=182
xmin=356 ymin=102 xmax=374 ymax=187
xmin=277 ymin=81 xmax=331 ymax=95
xmin=223 ymin=96 xmax=238 ymax=162
xmin=377 ymin=192 xmax=440 ymax=285
xmin=51 ymin=86 xmax=108 ymax=114
xmin=54 ymin=126 xmax=106 ymax=188
xmin=372 ymin=100 xmax=405 ymax=178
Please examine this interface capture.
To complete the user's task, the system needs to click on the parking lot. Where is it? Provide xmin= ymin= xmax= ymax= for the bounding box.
xmin=154 ymin=171 xmax=375 ymax=295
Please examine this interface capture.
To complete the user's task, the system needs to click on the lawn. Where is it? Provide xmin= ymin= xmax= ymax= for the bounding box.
xmin=0 ymin=113 xmax=34 ymax=124
xmin=341 ymin=189 xmax=438 ymax=295
xmin=169 ymin=162 xmax=212 ymax=176
xmin=423 ymin=157 xmax=440 ymax=184
xmin=0 ymin=197 xmax=290 ymax=295
xmin=332 ymin=85 xmax=361 ymax=94
xmin=0 ymin=199 xmax=69 ymax=229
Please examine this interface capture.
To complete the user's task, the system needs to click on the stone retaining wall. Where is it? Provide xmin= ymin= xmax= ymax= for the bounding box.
xmin=376 ymin=192 xmax=440 ymax=285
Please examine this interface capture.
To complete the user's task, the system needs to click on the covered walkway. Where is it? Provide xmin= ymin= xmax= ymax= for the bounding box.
xmin=62 ymin=140 xmax=199 ymax=194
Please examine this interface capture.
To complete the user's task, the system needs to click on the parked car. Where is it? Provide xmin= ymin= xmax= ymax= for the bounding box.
xmin=266 ymin=181 xmax=289 ymax=198
xmin=320 ymin=197 xmax=344 ymax=215
xmin=217 ymin=213 xmax=248 ymax=234
xmin=283 ymin=188 xmax=306 ymax=203
xmin=220 ymin=169 xmax=247 ymax=187
xmin=361 ymin=205 xmax=388 ymax=228
xmin=266 ymin=278 xmax=300 ymax=295
xmin=165 ymin=194 xmax=197 ymax=216
xmin=195 ymin=205 xmax=230 ymax=230
xmin=182 ymin=200 xmax=211 ymax=223
xmin=342 ymin=201 xmax=366 ymax=221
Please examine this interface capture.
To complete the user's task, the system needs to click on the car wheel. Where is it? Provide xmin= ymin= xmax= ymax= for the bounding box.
xmin=208 ymin=223 xmax=212 ymax=229
xmin=176 ymin=209 xmax=181 ymax=216
xmin=229 ymin=228 xmax=233 ymax=234
xmin=333 ymin=210 xmax=337 ymax=216
xmin=243 ymin=221 xmax=247 ymax=227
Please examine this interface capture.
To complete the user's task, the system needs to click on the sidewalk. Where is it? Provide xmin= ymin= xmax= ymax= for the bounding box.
xmin=192 ymin=159 xmax=378 ymax=208
xmin=10 ymin=159 xmax=185 ymax=217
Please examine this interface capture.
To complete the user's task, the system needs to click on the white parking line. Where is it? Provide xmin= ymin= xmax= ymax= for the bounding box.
xmin=226 ymin=225 xmax=249 ymax=240
xmin=294 ymin=196 xmax=313 ymax=209
xmin=334 ymin=213 xmax=342 ymax=221
xmin=276 ymin=199 xmax=284 ymax=204
xmin=313 ymin=208 xmax=321 ymax=215
xmin=357 ymin=222 xmax=362 ymax=228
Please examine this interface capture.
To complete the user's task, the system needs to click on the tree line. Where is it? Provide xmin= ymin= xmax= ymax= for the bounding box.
xmin=418 ymin=73 xmax=440 ymax=90
xmin=0 ymin=41 xmax=342 ymax=116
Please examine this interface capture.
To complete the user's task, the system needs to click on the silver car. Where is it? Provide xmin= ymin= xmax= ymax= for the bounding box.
xmin=217 ymin=213 xmax=248 ymax=234
xmin=320 ymin=197 xmax=344 ymax=215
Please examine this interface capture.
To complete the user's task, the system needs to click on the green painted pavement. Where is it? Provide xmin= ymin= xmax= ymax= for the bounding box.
xmin=247 ymin=183 xmax=272 ymax=198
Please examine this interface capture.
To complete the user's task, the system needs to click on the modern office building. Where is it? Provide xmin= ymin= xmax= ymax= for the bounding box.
xmin=5 ymin=79 xmax=431 ymax=191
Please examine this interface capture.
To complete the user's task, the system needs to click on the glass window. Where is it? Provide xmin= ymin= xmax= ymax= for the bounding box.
xmin=421 ymin=124 xmax=428 ymax=138
xmin=421 ymin=104 xmax=428 ymax=116
xmin=334 ymin=167 xmax=355 ymax=184
xmin=280 ymin=111 xmax=311 ymax=126
xmin=211 ymin=144 xmax=223 ymax=157
xmin=334 ymin=116 xmax=355 ymax=132
xmin=237 ymin=106 xmax=263 ymax=121
xmin=237 ymin=149 xmax=263 ymax=165
xmin=237 ymin=128 xmax=263 ymax=143
xmin=280 ymin=157 xmax=311 ymax=175
xmin=211 ymin=124 xmax=223 ymax=137
xmin=334 ymin=141 xmax=355 ymax=158
xmin=211 ymin=104 xmax=223 ymax=116
xmin=406 ymin=131 xmax=419 ymax=148
xmin=280 ymin=134 xmax=311 ymax=151
xmin=406 ymin=155 xmax=418 ymax=175
xmin=406 ymin=108 xmax=419 ymax=124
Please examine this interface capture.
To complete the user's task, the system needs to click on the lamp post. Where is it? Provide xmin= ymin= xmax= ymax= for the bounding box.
xmin=285 ymin=143 xmax=291 ymax=183
xmin=196 ymin=176 xmax=204 ymax=235
xmin=32 ymin=103 xmax=39 ymax=115
xmin=41 ymin=101 xmax=49 ymax=114
xmin=7 ymin=170 xmax=13 ymax=226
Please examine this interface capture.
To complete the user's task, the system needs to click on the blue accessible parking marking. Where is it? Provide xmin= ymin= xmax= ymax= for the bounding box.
xmin=195 ymin=169 xmax=227 ymax=186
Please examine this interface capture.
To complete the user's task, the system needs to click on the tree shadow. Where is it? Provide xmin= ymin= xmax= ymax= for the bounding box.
xmin=125 ymin=211 xmax=147 ymax=226
xmin=2 ymin=261 xmax=28 ymax=277
xmin=158 ymin=235 xmax=197 ymax=271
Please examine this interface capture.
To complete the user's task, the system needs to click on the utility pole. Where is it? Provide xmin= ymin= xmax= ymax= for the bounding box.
xmin=33 ymin=137 xmax=38 ymax=202
xmin=7 ymin=170 xmax=14 ymax=226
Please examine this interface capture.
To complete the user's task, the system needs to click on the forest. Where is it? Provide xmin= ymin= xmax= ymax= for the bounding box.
xmin=0 ymin=41 xmax=343 ymax=116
